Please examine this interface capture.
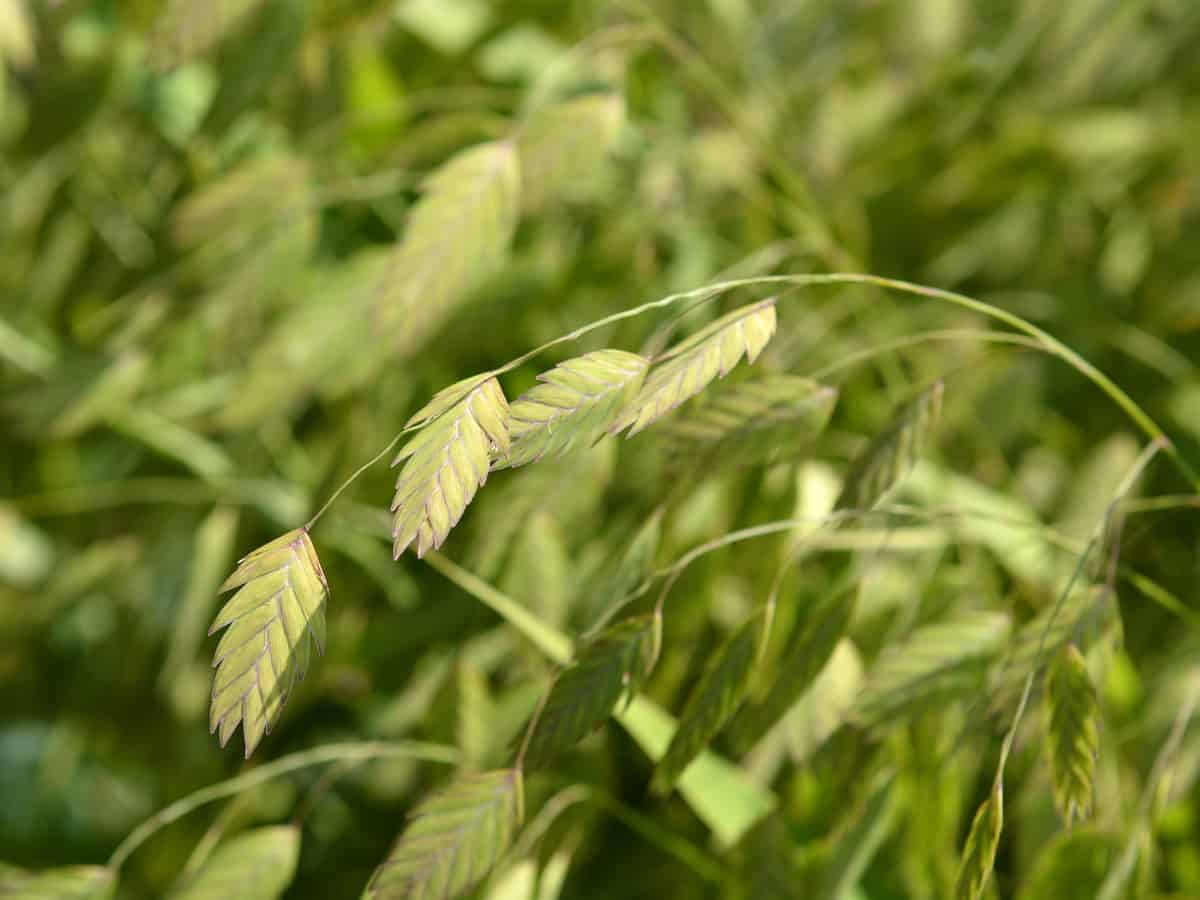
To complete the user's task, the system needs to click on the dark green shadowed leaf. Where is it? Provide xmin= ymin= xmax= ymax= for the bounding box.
xmin=612 ymin=300 xmax=777 ymax=437
xmin=391 ymin=376 xmax=510 ymax=559
xmin=498 ymin=350 xmax=648 ymax=469
xmin=836 ymin=379 xmax=944 ymax=510
xmin=954 ymin=782 xmax=1003 ymax=900
xmin=169 ymin=827 xmax=299 ymax=900
xmin=1044 ymin=644 xmax=1101 ymax=827
xmin=524 ymin=615 xmax=659 ymax=769
xmin=580 ymin=510 xmax=662 ymax=633
xmin=853 ymin=611 xmax=1009 ymax=730
xmin=728 ymin=593 xmax=853 ymax=754
xmin=662 ymin=375 xmax=837 ymax=470
xmin=654 ymin=612 xmax=763 ymax=792
xmin=0 ymin=864 xmax=115 ymax=899
xmin=365 ymin=769 xmax=524 ymax=900
xmin=208 ymin=529 xmax=329 ymax=758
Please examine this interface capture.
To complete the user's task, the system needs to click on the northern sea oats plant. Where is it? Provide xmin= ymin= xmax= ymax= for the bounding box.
xmin=4 ymin=3 xmax=1200 ymax=900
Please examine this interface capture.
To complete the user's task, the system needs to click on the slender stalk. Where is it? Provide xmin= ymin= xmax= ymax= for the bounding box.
xmin=108 ymin=740 xmax=458 ymax=871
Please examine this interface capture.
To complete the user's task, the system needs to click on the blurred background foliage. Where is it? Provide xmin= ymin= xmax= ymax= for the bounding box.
xmin=3 ymin=0 xmax=1200 ymax=898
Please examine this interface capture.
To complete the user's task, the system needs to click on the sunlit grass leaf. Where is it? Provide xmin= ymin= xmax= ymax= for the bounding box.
xmin=853 ymin=611 xmax=1010 ymax=729
xmin=169 ymin=826 xmax=299 ymax=900
xmin=391 ymin=376 xmax=509 ymax=558
xmin=653 ymin=612 xmax=763 ymax=792
xmin=366 ymin=769 xmax=524 ymax=900
xmin=1044 ymin=644 xmax=1100 ymax=827
xmin=728 ymin=593 xmax=853 ymax=753
xmin=525 ymin=615 xmax=659 ymax=768
xmin=782 ymin=639 xmax=864 ymax=765
xmin=0 ymin=864 xmax=114 ymax=899
xmin=991 ymin=586 xmax=1114 ymax=711
xmin=498 ymin=350 xmax=648 ymax=469
xmin=516 ymin=93 xmax=624 ymax=211
xmin=374 ymin=141 xmax=520 ymax=355
xmin=611 ymin=299 xmax=777 ymax=437
xmin=954 ymin=782 xmax=1003 ymax=900
xmin=661 ymin=375 xmax=837 ymax=470
xmin=208 ymin=528 xmax=329 ymax=758
xmin=836 ymin=380 xmax=944 ymax=510
xmin=1017 ymin=828 xmax=1121 ymax=900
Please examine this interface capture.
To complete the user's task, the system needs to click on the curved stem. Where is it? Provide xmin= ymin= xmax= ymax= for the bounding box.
xmin=108 ymin=740 xmax=459 ymax=871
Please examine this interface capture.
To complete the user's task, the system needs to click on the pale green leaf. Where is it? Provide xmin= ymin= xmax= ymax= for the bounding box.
xmin=612 ymin=300 xmax=778 ymax=437
xmin=525 ymin=614 xmax=659 ymax=768
xmin=1044 ymin=644 xmax=1101 ymax=827
xmin=654 ymin=612 xmax=763 ymax=792
xmin=836 ymin=380 xmax=944 ymax=511
xmin=391 ymin=376 xmax=510 ymax=558
xmin=0 ymin=864 xmax=115 ymax=899
xmin=853 ymin=611 xmax=1010 ymax=729
xmin=374 ymin=142 xmax=521 ymax=356
xmin=516 ymin=94 xmax=624 ymax=211
xmin=208 ymin=529 xmax=329 ymax=758
xmin=954 ymin=782 xmax=1003 ymax=900
xmin=0 ymin=0 xmax=35 ymax=68
xmin=169 ymin=826 xmax=299 ymax=900
xmin=498 ymin=350 xmax=648 ymax=469
xmin=662 ymin=374 xmax=837 ymax=470
xmin=366 ymin=769 xmax=524 ymax=900
xmin=729 ymin=593 xmax=853 ymax=753
xmin=782 ymin=639 xmax=864 ymax=764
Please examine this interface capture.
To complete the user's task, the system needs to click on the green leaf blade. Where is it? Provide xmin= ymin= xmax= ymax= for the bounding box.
xmin=0 ymin=864 xmax=115 ymax=900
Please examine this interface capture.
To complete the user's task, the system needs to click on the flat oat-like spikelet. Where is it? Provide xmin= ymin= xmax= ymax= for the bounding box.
xmin=391 ymin=376 xmax=510 ymax=559
xmin=365 ymin=769 xmax=523 ymax=900
xmin=374 ymin=141 xmax=520 ymax=356
xmin=498 ymin=349 xmax=648 ymax=469
xmin=611 ymin=299 xmax=777 ymax=437
xmin=169 ymin=827 xmax=299 ymax=900
xmin=208 ymin=528 xmax=329 ymax=758
xmin=1044 ymin=643 xmax=1100 ymax=826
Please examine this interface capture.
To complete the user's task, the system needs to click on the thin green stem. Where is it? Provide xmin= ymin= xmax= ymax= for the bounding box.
xmin=107 ymin=740 xmax=458 ymax=871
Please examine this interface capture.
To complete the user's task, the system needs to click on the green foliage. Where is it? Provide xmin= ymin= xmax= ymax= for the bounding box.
xmin=524 ymin=615 xmax=659 ymax=768
xmin=391 ymin=377 xmax=510 ymax=559
xmin=373 ymin=142 xmax=521 ymax=361
xmin=499 ymin=350 xmax=648 ymax=469
xmin=728 ymin=592 xmax=853 ymax=753
xmin=853 ymin=612 xmax=1010 ymax=729
xmin=516 ymin=93 xmax=625 ymax=211
xmin=612 ymin=300 xmax=778 ymax=436
xmin=954 ymin=783 xmax=1003 ymax=900
xmin=836 ymin=380 xmax=944 ymax=511
xmin=169 ymin=827 xmax=299 ymax=900
xmin=366 ymin=769 xmax=523 ymax=900
xmin=1044 ymin=644 xmax=1101 ymax=827
xmin=654 ymin=612 xmax=763 ymax=792
xmin=0 ymin=865 xmax=114 ymax=899
xmin=8 ymin=3 xmax=1200 ymax=899
xmin=661 ymin=375 xmax=837 ymax=470
xmin=208 ymin=529 xmax=329 ymax=758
